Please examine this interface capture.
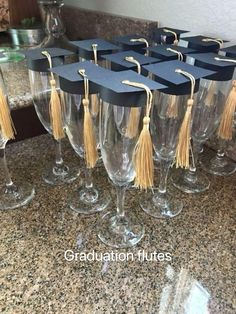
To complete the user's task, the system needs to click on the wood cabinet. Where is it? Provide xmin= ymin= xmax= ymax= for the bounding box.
xmin=0 ymin=0 xmax=41 ymax=31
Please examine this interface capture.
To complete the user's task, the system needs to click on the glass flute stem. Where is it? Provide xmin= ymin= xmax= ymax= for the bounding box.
xmin=0 ymin=147 xmax=15 ymax=191
xmin=158 ymin=159 xmax=171 ymax=194
xmin=55 ymin=139 xmax=64 ymax=166
xmin=116 ymin=185 xmax=126 ymax=217
xmin=84 ymin=167 xmax=93 ymax=189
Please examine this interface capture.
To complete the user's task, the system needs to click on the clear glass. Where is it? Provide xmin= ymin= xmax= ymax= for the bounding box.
xmin=97 ymin=101 xmax=145 ymax=248
xmin=172 ymin=79 xmax=232 ymax=193
xmin=64 ymin=93 xmax=110 ymax=214
xmin=0 ymin=70 xmax=35 ymax=210
xmin=29 ymin=69 xmax=79 ymax=185
xmin=38 ymin=0 xmax=76 ymax=52
xmin=140 ymin=92 xmax=186 ymax=219
xmin=200 ymin=80 xmax=236 ymax=176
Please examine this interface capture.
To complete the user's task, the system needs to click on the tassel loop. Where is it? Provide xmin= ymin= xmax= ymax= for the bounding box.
xmin=79 ymin=69 xmax=98 ymax=168
xmin=42 ymin=50 xmax=65 ymax=141
xmin=166 ymin=48 xmax=183 ymax=61
xmin=163 ymin=29 xmax=178 ymax=45
xmin=175 ymin=69 xmax=196 ymax=169
xmin=122 ymin=80 xmax=154 ymax=189
xmin=92 ymin=44 xmax=98 ymax=65
xmin=130 ymin=38 xmax=149 ymax=56
xmin=202 ymin=38 xmax=223 ymax=48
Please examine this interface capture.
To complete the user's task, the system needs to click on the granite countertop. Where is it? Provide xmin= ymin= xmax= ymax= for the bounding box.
xmin=0 ymin=134 xmax=235 ymax=313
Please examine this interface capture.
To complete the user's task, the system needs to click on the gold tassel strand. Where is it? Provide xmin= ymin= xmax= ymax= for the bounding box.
xmin=122 ymin=80 xmax=154 ymax=189
xmin=130 ymin=38 xmax=149 ymax=56
xmin=214 ymin=57 xmax=236 ymax=140
xmin=218 ymin=80 xmax=236 ymax=140
xmin=175 ymin=69 xmax=196 ymax=169
xmin=42 ymin=51 xmax=65 ymax=141
xmin=90 ymin=43 xmax=100 ymax=117
xmin=0 ymin=87 xmax=16 ymax=140
xmin=166 ymin=95 xmax=178 ymax=119
xmin=79 ymin=69 xmax=98 ymax=168
xmin=163 ymin=29 xmax=179 ymax=45
xmin=124 ymin=56 xmax=142 ymax=138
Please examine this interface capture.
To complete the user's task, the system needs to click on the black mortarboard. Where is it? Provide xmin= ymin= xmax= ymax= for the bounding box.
xmin=220 ymin=45 xmax=236 ymax=58
xmin=179 ymin=35 xmax=226 ymax=52
xmin=112 ymin=34 xmax=149 ymax=54
xmin=143 ymin=60 xmax=214 ymax=95
xmin=145 ymin=44 xmax=196 ymax=61
xmin=23 ymin=47 xmax=74 ymax=72
xmin=189 ymin=52 xmax=236 ymax=81
xmin=50 ymin=60 xmax=111 ymax=94
xmin=90 ymin=69 xmax=166 ymax=107
xmin=71 ymin=38 xmax=120 ymax=61
xmin=101 ymin=50 xmax=160 ymax=74
xmin=152 ymin=27 xmax=188 ymax=44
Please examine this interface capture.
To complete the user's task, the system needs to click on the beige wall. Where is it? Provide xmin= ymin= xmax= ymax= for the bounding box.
xmin=64 ymin=0 xmax=236 ymax=42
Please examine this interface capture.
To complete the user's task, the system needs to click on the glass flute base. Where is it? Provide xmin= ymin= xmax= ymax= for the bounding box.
xmin=42 ymin=162 xmax=79 ymax=186
xmin=140 ymin=189 xmax=183 ymax=219
xmin=171 ymin=169 xmax=210 ymax=194
xmin=69 ymin=185 xmax=111 ymax=214
xmin=0 ymin=181 xmax=35 ymax=210
xmin=200 ymin=155 xmax=236 ymax=176
xmin=97 ymin=211 xmax=145 ymax=248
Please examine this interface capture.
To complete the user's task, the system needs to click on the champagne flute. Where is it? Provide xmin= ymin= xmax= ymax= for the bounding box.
xmin=97 ymin=101 xmax=145 ymax=248
xmin=0 ymin=69 xmax=35 ymax=210
xmin=64 ymin=92 xmax=110 ymax=214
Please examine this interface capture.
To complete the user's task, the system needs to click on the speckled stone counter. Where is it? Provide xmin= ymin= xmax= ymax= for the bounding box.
xmin=0 ymin=134 xmax=235 ymax=313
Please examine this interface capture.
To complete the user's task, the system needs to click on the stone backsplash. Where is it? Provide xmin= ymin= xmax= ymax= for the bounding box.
xmin=0 ymin=0 xmax=9 ymax=31
xmin=62 ymin=6 xmax=158 ymax=41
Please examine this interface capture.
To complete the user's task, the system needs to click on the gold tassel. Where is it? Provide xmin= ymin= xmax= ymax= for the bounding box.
xmin=122 ymin=80 xmax=154 ymax=189
xmin=125 ymin=107 xmax=140 ymax=138
xmin=90 ymin=94 xmax=100 ymax=117
xmin=166 ymin=95 xmax=178 ymax=118
xmin=205 ymin=81 xmax=217 ymax=107
xmin=83 ymin=98 xmax=98 ymax=168
xmin=49 ymin=79 xmax=65 ymax=140
xmin=0 ymin=87 xmax=16 ymax=140
xmin=217 ymin=80 xmax=236 ymax=140
xmin=175 ymin=99 xmax=193 ymax=168
xmin=42 ymin=51 xmax=65 ymax=141
xmin=175 ymin=69 xmax=196 ymax=169
xmin=79 ymin=69 xmax=98 ymax=168
xmin=133 ymin=116 xmax=154 ymax=189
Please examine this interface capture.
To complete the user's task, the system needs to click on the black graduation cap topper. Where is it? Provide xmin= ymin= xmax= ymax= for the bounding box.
xmin=189 ymin=52 xmax=236 ymax=81
xmin=90 ymin=69 xmax=166 ymax=107
xmin=23 ymin=47 xmax=74 ymax=72
xmin=153 ymin=27 xmax=188 ymax=45
xmin=71 ymin=38 xmax=120 ymax=62
xmin=220 ymin=45 xmax=236 ymax=58
xmin=143 ymin=60 xmax=214 ymax=95
xmin=101 ymin=50 xmax=160 ymax=74
xmin=50 ymin=60 xmax=111 ymax=94
xmin=145 ymin=44 xmax=196 ymax=62
xmin=112 ymin=34 xmax=149 ymax=54
xmin=179 ymin=35 xmax=226 ymax=52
